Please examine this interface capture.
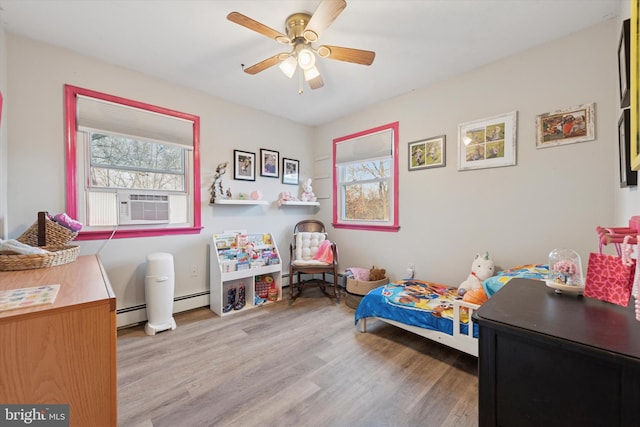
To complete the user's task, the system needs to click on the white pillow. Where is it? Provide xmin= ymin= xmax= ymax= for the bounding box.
xmin=294 ymin=232 xmax=327 ymax=261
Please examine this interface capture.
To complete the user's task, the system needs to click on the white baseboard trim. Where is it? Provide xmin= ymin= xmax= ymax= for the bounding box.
xmin=116 ymin=292 xmax=209 ymax=329
xmin=116 ymin=273 xmax=345 ymax=328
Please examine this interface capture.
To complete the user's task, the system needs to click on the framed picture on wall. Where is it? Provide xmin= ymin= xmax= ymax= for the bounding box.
xmin=619 ymin=19 xmax=631 ymax=108
xmin=535 ymin=103 xmax=595 ymax=149
xmin=619 ymin=109 xmax=637 ymax=187
xmin=233 ymin=150 xmax=255 ymax=181
xmin=260 ymin=148 xmax=279 ymax=178
xmin=408 ymin=135 xmax=446 ymax=171
xmin=282 ymin=158 xmax=299 ymax=185
xmin=457 ymin=111 xmax=517 ymax=171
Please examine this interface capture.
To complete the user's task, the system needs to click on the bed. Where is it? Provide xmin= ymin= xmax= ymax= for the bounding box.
xmin=354 ymin=264 xmax=549 ymax=357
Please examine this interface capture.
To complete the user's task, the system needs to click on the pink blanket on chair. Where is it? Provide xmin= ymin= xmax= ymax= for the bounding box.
xmin=313 ymin=239 xmax=334 ymax=263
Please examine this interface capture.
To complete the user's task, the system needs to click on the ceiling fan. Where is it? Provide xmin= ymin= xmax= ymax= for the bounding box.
xmin=227 ymin=0 xmax=375 ymax=93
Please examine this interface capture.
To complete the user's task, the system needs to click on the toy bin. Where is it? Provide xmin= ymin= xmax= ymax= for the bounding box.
xmin=345 ymin=277 xmax=389 ymax=309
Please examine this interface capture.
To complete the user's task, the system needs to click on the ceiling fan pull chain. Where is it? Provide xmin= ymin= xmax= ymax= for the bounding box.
xmin=298 ymin=69 xmax=304 ymax=95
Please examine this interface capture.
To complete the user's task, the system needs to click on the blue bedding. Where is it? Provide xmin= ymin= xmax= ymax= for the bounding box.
xmin=354 ymin=279 xmax=476 ymax=337
xmin=482 ymin=264 xmax=548 ymax=297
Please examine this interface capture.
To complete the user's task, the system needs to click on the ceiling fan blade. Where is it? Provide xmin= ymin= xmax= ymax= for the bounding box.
xmin=308 ymin=74 xmax=324 ymax=90
xmin=243 ymin=54 xmax=284 ymax=75
xmin=227 ymin=12 xmax=290 ymax=44
xmin=303 ymin=0 xmax=347 ymax=42
xmin=318 ymin=45 xmax=375 ymax=65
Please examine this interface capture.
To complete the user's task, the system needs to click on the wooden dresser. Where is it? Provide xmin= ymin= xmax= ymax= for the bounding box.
xmin=0 ymin=255 xmax=117 ymax=426
xmin=475 ymin=278 xmax=640 ymax=427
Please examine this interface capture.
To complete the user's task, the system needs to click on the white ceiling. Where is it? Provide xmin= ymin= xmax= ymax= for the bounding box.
xmin=0 ymin=0 xmax=621 ymax=126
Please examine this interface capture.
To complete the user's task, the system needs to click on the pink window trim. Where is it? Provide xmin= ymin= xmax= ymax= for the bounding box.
xmin=64 ymin=84 xmax=202 ymax=240
xmin=332 ymin=121 xmax=400 ymax=232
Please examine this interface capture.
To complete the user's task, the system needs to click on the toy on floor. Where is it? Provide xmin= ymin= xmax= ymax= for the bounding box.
xmin=458 ymin=252 xmax=495 ymax=296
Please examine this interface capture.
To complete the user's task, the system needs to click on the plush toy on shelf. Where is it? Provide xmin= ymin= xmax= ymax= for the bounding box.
xmin=278 ymin=191 xmax=299 ymax=206
xmin=458 ymin=252 xmax=495 ymax=296
xmin=300 ymin=178 xmax=317 ymax=202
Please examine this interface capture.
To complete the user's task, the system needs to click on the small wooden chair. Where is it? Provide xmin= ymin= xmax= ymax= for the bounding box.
xmin=289 ymin=220 xmax=339 ymax=302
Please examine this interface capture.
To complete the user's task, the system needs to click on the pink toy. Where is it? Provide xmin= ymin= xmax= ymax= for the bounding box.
xmin=53 ymin=212 xmax=83 ymax=232
xmin=278 ymin=191 xmax=299 ymax=206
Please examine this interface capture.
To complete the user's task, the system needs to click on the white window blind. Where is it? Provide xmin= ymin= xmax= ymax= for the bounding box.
xmin=76 ymin=95 xmax=194 ymax=149
xmin=335 ymin=128 xmax=393 ymax=165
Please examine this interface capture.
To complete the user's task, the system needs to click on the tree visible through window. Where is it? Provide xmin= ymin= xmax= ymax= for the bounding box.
xmin=342 ymin=160 xmax=390 ymax=221
xmin=90 ymin=133 xmax=185 ymax=191
xmin=333 ymin=122 xmax=399 ymax=231
xmin=64 ymin=84 xmax=202 ymax=240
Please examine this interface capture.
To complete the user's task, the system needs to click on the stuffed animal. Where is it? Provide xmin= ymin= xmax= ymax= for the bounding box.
xmin=369 ymin=266 xmax=386 ymax=281
xmin=277 ymin=191 xmax=299 ymax=206
xmin=458 ymin=252 xmax=495 ymax=296
xmin=300 ymin=178 xmax=317 ymax=202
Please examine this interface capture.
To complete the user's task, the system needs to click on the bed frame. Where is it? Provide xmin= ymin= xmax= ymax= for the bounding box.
xmin=356 ymin=299 xmax=481 ymax=357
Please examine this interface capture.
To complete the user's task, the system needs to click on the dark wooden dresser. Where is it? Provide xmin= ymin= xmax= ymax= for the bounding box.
xmin=475 ymin=278 xmax=640 ymax=427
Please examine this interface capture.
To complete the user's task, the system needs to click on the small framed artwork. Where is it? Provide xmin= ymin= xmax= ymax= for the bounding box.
xmin=233 ymin=150 xmax=255 ymax=181
xmin=408 ymin=135 xmax=446 ymax=171
xmin=535 ymin=103 xmax=595 ymax=148
xmin=619 ymin=19 xmax=631 ymax=108
xmin=619 ymin=109 xmax=637 ymax=187
xmin=260 ymin=149 xmax=279 ymax=178
xmin=282 ymin=158 xmax=299 ymax=185
xmin=458 ymin=111 xmax=517 ymax=171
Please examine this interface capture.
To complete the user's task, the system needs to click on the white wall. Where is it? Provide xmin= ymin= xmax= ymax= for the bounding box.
xmin=5 ymin=35 xmax=317 ymax=326
xmin=4 ymin=16 xmax=630 ymax=324
xmin=315 ymin=18 xmax=621 ymax=286
xmin=615 ymin=0 xmax=640 ymax=224
xmin=0 ymin=25 xmax=8 ymax=239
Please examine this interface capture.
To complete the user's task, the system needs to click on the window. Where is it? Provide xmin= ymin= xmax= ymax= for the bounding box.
xmin=89 ymin=134 xmax=185 ymax=191
xmin=333 ymin=122 xmax=399 ymax=231
xmin=64 ymin=85 xmax=202 ymax=240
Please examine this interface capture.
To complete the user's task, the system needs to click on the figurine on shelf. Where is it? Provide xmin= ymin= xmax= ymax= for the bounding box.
xmin=210 ymin=162 xmax=229 ymax=203
xmin=300 ymin=178 xmax=317 ymax=202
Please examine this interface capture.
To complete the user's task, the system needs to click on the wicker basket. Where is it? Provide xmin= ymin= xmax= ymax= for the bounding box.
xmin=345 ymin=277 xmax=389 ymax=309
xmin=0 ymin=212 xmax=80 ymax=271
xmin=17 ymin=214 xmax=78 ymax=247
xmin=0 ymin=245 xmax=80 ymax=271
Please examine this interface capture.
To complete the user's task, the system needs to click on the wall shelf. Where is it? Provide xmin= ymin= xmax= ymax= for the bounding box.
xmin=279 ymin=201 xmax=320 ymax=206
xmin=212 ymin=199 xmax=268 ymax=205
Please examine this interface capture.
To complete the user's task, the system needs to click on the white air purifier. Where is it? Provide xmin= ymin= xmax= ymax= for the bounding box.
xmin=144 ymin=252 xmax=177 ymax=335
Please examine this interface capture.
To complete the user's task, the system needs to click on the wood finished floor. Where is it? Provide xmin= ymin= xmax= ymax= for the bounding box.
xmin=117 ymin=288 xmax=479 ymax=427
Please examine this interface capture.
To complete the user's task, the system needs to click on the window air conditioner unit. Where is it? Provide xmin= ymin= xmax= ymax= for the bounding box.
xmin=118 ymin=192 xmax=170 ymax=225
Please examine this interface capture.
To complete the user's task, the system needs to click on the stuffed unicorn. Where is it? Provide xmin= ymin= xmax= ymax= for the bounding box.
xmin=458 ymin=252 xmax=495 ymax=296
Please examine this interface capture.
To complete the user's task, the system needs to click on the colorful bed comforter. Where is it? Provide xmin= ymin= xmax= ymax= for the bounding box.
xmin=482 ymin=264 xmax=548 ymax=297
xmin=354 ymin=279 xmax=476 ymax=337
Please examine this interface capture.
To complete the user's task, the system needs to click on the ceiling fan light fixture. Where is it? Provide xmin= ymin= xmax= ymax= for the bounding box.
xmin=316 ymin=46 xmax=331 ymax=58
xmin=304 ymin=66 xmax=320 ymax=81
xmin=279 ymin=56 xmax=297 ymax=78
xmin=297 ymin=48 xmax=316 ymax=70
xmin=303 ymin=29 xmax=319 ymax=42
